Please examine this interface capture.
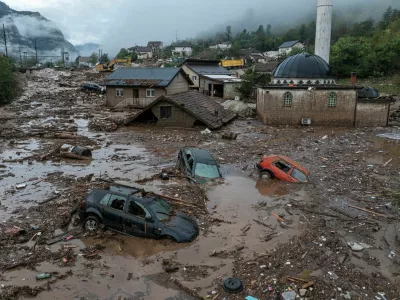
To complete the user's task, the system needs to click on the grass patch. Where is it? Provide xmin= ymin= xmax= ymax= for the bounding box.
xmin=337 ymin=76 xmax=400 ymax=95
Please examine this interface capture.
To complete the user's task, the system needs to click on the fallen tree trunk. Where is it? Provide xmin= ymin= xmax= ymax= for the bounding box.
xmin=54 ymin=133 xmax=77 ymax=139
xmin=40 ymin=144 xmax=61 ymax=161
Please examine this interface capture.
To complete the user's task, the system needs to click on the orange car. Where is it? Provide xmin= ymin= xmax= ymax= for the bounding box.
xmin=256 ymin=155 xmax=310 ymax=183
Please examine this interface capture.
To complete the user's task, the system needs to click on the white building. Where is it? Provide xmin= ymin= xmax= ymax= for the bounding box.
xmin=209 ymin=42 xmax=232 ymax=51
xmin=78 ymin=56 xmax=93 ymax=67
xmin=173 ymin=44 xmax=192 ymax=57
xmin=134 ymin=46 xmax=153 ymax=60
xmin=278 ymin=40 xmax=305 ymax=56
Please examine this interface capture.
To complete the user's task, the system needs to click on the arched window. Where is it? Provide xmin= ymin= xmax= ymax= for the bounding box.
xmin=283 ymin=80 xmax=287 ymax=84
xmin=315 ymin=80 xmax=320 ymax=85
xmin=328 ymin=92 xmax=337 ymax=107
xmin=298 ymin=80 xmax=304 ymax=85
xmin=283 ymin=92 xmax=293 ymax=107
xmin=307 ymin=80 xmax=312 ymax=85
xmin=277 ymin=80 xmax=281 ymax=84
xmin=289 ymin=80 xmax=294 ymax=84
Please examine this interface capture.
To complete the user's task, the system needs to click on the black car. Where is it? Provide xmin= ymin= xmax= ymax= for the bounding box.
xmin=79 ymin=186 xmax=199 ymax=243
xmin=177 ymin=148 xmax=221 ymax=183
xmin=82 ymin=82 xmax=105 ymax=94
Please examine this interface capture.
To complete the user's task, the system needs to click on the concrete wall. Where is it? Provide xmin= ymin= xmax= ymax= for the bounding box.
xmin=106 ymin=87 xmax=166 ymax=108
xmin=181 ymin=65 xmax=199 ymax=88
xmin=165 ymin=72 xmax=190 ymax=94
xmin=151 ymin=100 xmax=197 ymax=127
xmin=257 ymin=88 xmax=357 ymax=126
xmin=355 ymin=102 xmax=390 ymax=127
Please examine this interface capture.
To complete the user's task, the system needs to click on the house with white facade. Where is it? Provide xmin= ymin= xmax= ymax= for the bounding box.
xmin=173 ymin=43 xmax=193 ymax=57
xmin=278 ymin=40 xmax=305 ymax=56
xmin=209 ymin=42 xmax=232 ymax=51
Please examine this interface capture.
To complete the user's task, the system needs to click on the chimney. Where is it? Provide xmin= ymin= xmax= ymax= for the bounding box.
xmin=350 ymin=72 xmax=357 ymax=86
xmin=315 ymin=0 xmax=333 ymax=64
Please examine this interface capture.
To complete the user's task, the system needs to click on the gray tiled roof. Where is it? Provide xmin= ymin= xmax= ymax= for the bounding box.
xmin=187 ymin=64 xmax=231 ymax=76
xmin=128 ymin=90 xmax=236 ymax=129
xmin=278 ymin=40 xmax=301 ymax=48
xmin=104 ymin=68 xmax=180 ymax=87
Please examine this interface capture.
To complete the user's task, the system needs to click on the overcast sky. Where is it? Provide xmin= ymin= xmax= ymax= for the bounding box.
xmin=4 ymin=0 xmax=399 ymax=55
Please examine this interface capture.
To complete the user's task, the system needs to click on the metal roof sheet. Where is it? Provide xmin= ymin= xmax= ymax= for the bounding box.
xmin=188 ymin=65 xmax=231 ymax=76
xmin=104 ymin=68 xmax=180 ymax=87
xmin=278 ymin=40 xmax=301 ymax=48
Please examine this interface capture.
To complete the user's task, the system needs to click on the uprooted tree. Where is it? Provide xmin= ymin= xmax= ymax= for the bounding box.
xmin=0 ymin=56 xmax=18 ymax=105
xmin=236 ymin=68 xmax=271 ymax=100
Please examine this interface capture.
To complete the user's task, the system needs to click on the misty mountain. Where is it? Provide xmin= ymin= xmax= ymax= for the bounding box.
xmin=0 ymin=0 xmax=77 ymax=60
xmin=75 ymin=43 xmax=100 ymax=56
xmin=197 ymin=0 xmax=399 ymax=39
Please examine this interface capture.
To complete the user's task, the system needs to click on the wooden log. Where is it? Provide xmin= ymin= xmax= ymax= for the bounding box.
xmin=54 ymin=133 xmax=77 ymax=139
xmin=348 ymin=205 xmax=386 ymax=218
xmin=40 ymin=144 xmax=61 ymax=161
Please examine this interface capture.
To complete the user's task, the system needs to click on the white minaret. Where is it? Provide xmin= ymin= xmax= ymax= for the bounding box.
xmin=315 ymin=0 xmax=333 ymax=64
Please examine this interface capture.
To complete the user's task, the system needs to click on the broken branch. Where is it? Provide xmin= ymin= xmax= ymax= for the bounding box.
xmin=348 ymin=205 xmax=386 ymax=218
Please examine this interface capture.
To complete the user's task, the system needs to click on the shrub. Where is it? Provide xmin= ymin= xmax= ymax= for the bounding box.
xmin=0 ymin=56 xmax=18 ymax=105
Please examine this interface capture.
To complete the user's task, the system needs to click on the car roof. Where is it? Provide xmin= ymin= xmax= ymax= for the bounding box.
xmin=182 ymin=147 xmax=217 ymax=164
xmin=269 ymin=155 xmax=310 ymax=175
xmin=95 ymin=188 xmax=161 ymax=204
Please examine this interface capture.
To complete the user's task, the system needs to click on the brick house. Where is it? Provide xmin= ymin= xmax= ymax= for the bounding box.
xmin=104 ymin=68 xmax=193 ymax=109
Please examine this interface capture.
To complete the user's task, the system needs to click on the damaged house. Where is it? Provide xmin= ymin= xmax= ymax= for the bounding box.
xmin=104 ymin=67 xmax=193 ymax=109
xmin=127 ymin=90 xmax=236 ymax=129
xmin=181 ymin=59 xmax=242 ymax=100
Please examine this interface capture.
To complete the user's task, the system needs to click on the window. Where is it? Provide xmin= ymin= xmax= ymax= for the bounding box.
xmin=192 ymin=75 xmax=197 ymax=81
xmin=146 ymin=89 xmax=155 ymax=97
xmin=194 ymin=163 xmax=220 ymax=179
xmin=160 ymin=106 xmax=172 ymax=119
xmin=128 ymin=200 xmax=151 ymax=219
xmin=99 ymin=194 xmax=111 ymax=206
xmin=274 ymin=161 xmax=292 ymax=173
xmin=108 ymin=195 xmax=126 ymax=211
xmin=283 ymin=92 xmax=293 ymax=107
xmin=328 ymin=92 xmax=337 ymax=107
xmin=149 ymin=198 xmax=171 ymax=221
xmin=291 ymin=168 xmax=308 ymax=183
xmin=116 ymin=88 xmax=124 ymax=97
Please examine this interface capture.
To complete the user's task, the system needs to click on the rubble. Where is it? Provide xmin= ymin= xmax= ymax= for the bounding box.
xmin=0 ymin=68 xmax=399 ymax=299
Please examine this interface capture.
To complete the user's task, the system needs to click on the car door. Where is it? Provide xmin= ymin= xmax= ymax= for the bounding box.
xmin=273 ymin=160 xmax=294 ymax=181
xmin=102 ymin=193 xmax=126 ymax=232
xmin=124 ymin=198 xmax=154 ymax=238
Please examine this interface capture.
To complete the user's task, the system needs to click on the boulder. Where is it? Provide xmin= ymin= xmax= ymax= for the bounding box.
xmin=222 ymin=100 xmax=255 ymax=118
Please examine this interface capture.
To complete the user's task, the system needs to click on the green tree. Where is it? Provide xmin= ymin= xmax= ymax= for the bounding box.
xmin=225 ymin=25 xmax=232 ymax=41
xmin=88 ymin=52 xmax=98 ymax=65
xmin=380 ymin=6 xmax=393 ymax=29
xmin=116 ymin=48 xmax=131 ymax=59
xmin=0 ymin=56 xmax=18 ymax=105
xmin=266 ymin=24 xmax=272 ymax=37
xmin=100 ymin=53 xmax=110 ymax=63
xmin=330 ymin=36 xmax=373 ymax=78
xmin=236 ymin=68 xmax=271 ymax=100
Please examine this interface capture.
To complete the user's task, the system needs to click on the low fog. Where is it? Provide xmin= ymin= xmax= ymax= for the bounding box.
xmin=4 ymin=0 xmax=400 ymax=57
xmin=1 ymin=15 xmax=61 ymax=38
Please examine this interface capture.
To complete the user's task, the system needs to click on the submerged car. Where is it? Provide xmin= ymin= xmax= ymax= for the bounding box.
xmin=82 ymin=82 xmax=105 ymax=94
xmin=256 ymin=155 xmax=310 ymax=183
xmin=177 ymin=148 xmax=221 ymax=183
xmin=79 ymin=185 xmax=199 ymax=243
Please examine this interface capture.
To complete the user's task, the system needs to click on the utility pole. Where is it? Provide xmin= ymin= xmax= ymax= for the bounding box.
xmin=19 ymin=47 xmax=22 ymax=65
xmin=175 ymin=30 xmax=178 ymax=43
xmin=34 ymin=40 xmax=38 ymax=64
xmin=98 ymin=49 xmax=101 ymax=60
xmin=3 ymin=24 xmax=8 ymax=56
xmin=61 ymin=48 xmax=65 ymax=65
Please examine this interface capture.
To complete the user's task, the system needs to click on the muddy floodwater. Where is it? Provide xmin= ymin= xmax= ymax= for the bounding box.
xmin=1 ymin=69 xmax=399 ymax=300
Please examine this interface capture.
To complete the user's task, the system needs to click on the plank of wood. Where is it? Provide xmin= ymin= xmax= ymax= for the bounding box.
xmin=348 ymin=205 xmax=386 ymax=218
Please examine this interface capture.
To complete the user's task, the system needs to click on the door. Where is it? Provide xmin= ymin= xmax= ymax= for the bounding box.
xmin=102 ymin=194 xmax=127 ymax=232
xmin=273 ymin=160 xmax=294 ymax=182
xmin=124 ymin=199 xmax=154 ymax=238
xmin=132 ymin=89 xmax=139 ymax=98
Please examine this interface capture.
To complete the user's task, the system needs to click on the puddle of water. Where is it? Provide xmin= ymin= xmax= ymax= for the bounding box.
xmin=0 ymin=139 xmax=42 ymax=160
xmin=256 ymin=179 xmax=303 ymax=196
xmin=367 ymin=137 xmax=400 ymax=166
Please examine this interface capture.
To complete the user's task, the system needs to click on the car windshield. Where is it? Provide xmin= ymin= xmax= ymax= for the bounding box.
xmin=148 ymin=198 xmax=172 ymax=221
xmin=194 ymin=163 xmax=219 ymax=179
xmin=291 ymin=168 xmax=308 ymax=183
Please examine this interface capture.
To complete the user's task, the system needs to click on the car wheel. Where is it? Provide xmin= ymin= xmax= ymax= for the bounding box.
xmin=259 ymin=170 xmax=272 ymax=179
xmin=84 ymin=216 xmax=100 ymax=232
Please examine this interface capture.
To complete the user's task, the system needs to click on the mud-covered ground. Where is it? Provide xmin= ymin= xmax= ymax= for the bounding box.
xmin=0 ymin=69 xmax=399 ymax=300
